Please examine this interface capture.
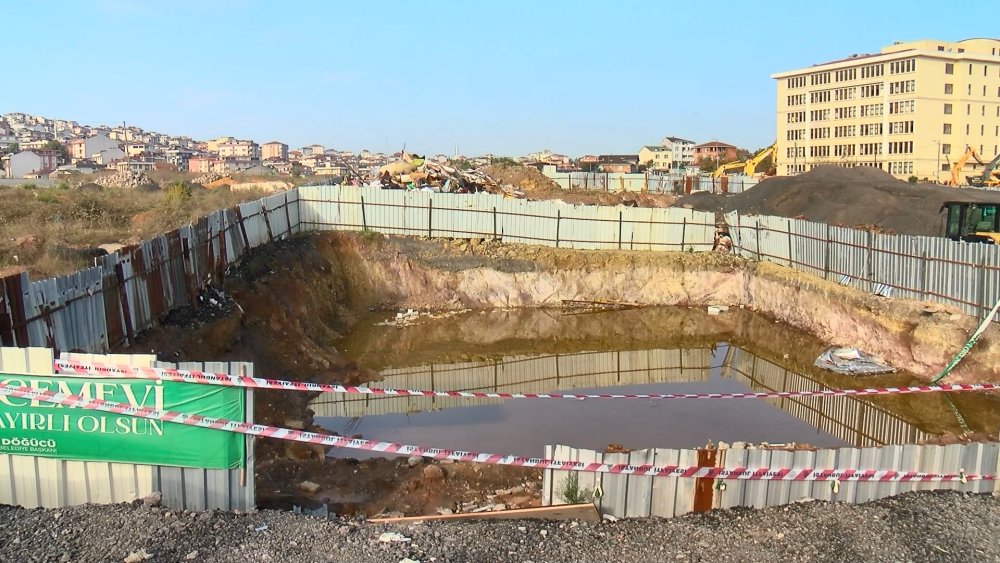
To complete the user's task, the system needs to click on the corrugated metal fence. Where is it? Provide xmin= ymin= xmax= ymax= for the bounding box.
xmin=543 ymin=441 xmax=1000 ymax=518
xmin=297 ymin=185 xmax=716 ymax=252
xmin=725 ymin=212 xmax=1000 ymax=321
xmin=543 ymin=171 xmax=761 ymax=195
xmin=0 ymin=347 xmax=255 ymax=511
xmin=0 ymin=190 xmax=300 ymax=352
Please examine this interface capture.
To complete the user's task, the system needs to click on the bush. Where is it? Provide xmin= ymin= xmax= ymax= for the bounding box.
xmin=907 ymin=176 xmax=918 ymax=183
xmin=163 ymin=181 xmax=192 ymax=205
xmin=559 ymin=472 xmax=593 ymax=504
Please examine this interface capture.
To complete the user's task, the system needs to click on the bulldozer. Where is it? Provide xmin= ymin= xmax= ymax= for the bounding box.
xmin=940 ymin=201 xmax=1000 ymax=243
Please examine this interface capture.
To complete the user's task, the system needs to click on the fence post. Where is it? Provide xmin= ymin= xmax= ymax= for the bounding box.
xmin=919 ymin=251 xmax=929 ymax=301
xmin=555 ymin=210 xmax=561 ymax=248
xmin=755 ymin=220 xmax=761 ymax=261
xmin=618 ymin=211 xmax=623 ymax=250
xmin=681 ymin=217 xmax=687 ymax=252
xmin=786 ymin=221 xmax=794 ymax=268
xmin=492 ymin=206 xmax=497 ymax=240
xmin=360 ymin=195 xmax=367 ymax=231
xmin=978 ymin=256 xmax=988 ymax=320
xmin=428 ymin=199 xmax=433 ymax=238
xmin=867 ymin=230 xmax=875 ymax=292
xmin=824 ymin=223 xmax=832 ymax=281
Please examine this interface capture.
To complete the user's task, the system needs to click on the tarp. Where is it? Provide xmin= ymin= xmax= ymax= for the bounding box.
xmin=0 ymin=374 xmax=245 ymax=469
xmin=814 ymin=347 xmax=895 ymax=375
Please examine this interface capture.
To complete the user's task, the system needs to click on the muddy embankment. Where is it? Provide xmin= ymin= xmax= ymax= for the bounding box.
xmin=327 ymin=233 xmax=1000 ymax=383
xmin=125 ymin=231 xmax=1000 ymax=514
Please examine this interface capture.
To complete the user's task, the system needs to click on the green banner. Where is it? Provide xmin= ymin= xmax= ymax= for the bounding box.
xmin=0 ymin=374 xmax=245 ymax=469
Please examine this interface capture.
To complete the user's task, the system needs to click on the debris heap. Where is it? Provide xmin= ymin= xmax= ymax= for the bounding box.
xmin=375 ymin=153 xmax=524 ymax=197
xmin=94 ymin=170 xmax=153 ymax=189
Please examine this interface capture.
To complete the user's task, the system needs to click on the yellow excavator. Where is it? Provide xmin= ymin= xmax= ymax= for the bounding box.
xmin=948 ymin=145 xmax=986 ymax=186
xmin=940 ymin=201 xmax=1000 ymax=243
xmin=966 ymin=153 xmax=1000 ymax=188
xmin=711 ymin=143 xmax=776 ymax=178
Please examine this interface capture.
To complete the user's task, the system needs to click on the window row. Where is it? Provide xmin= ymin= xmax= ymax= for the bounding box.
xmin=888 ymin=80 xmax=915 ymax=94
xmin=888 ymin=100 xmax=915 ymax=114
xmin=887 ymin=141 xmax=913 ymax=154
xmin=888 ymin=120 xmax=914 ymax=134
xmin=787 ymin=93 xmax=806 ymax=106
xmin=888 ymin=59 xmax=915 ymax=74
xmin=888 ymin=161 xmax=914 ymax=175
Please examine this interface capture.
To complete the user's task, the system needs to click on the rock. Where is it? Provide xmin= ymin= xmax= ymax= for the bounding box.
xmin=123 ymin=549 xmax=153 ymax=563
xmin=284 ymin=419 xmax=306 ymax=430
xmin=436 ymin=508 xmax=453 ymax=516
xmin=539 ymin=529 xmax=548 ymax=538
xmin=298 ymin=481 xmax=321 ymax=494
xmin=141 ymin=492 xmax=162 ymax=507
xmin=184 ymin=550 xmax=199 ymax=560
xmin=407 ymin=456 xmax=424 ymax=467
xmin=422 ymin=464 xmax=445 ymax=481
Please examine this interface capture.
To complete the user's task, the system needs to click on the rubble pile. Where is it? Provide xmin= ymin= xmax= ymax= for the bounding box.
xmin=94 ymin=170 xmax=154 ymax=189
xmin=374 ymin=153 xmax=525 ymax=198
xmin=193 ymin=172 xmax=226 ymax=184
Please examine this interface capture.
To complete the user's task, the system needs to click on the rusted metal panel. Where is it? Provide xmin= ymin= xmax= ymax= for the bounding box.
xmin=692 ymin=448 xmax=717 ymax=512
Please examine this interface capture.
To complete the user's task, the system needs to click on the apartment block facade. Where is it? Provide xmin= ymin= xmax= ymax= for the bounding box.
xmin=772 ymin=38 xmax=1000 ymax=181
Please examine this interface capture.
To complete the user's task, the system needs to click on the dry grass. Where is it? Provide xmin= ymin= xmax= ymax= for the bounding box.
xmin=0 ymin=183 xmax=272 ymax=279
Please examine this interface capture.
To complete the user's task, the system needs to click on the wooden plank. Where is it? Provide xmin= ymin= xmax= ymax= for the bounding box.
xmin=369 ymin=503 xmax=600 ymax=523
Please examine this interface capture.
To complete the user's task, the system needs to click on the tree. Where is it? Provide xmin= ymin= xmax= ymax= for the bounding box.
xmin=1 ymin=142 xmax=17 ymax=155
xmin=42 ymin=140 xmax=69 ymax=164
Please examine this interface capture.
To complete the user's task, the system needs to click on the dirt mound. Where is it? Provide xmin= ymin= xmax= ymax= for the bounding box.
xmin=678 ymin=166 xmax=1000 ymax=236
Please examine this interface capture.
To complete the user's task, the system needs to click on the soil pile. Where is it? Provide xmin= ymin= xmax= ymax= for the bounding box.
xmin=678 ymin=166 xmax=1000 ymax=236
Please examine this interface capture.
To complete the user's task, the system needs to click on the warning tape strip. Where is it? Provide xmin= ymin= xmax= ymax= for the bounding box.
xmin=0 ymin=383 xmax=988 ymax=482
xmin=49 ymin=359 xmax=1000 ymax=402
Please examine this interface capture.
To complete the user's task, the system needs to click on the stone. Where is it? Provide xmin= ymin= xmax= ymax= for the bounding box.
xmin=298 ymin=481 xmax=321 ymax=494
xmin=284 ymin=419 xmax=306 ymax=430
xmin=422 ymin=464 xmax=445 ymax=481
xmin=141 ymin=491 xmax=162 ymax=507
xmin=184 ymin=551 xmax=199 ymax=560
xmin=123 ymin=550 xmax=153 ymax=563
xmin=407 ymin=456 xmax=424 ymax=467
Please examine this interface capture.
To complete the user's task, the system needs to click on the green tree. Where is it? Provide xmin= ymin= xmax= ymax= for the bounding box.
xmin=42 ymin=140 xmax=69 ymax=164
xmin=1 ymin=142 xmax=18 ymax=155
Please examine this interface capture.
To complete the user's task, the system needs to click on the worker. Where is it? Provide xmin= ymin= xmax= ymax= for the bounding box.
xmin=713 ymin=224 xmax=733 ymax=253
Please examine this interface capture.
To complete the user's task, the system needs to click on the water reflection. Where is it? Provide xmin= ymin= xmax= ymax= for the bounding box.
xmin=312 ymin=344 xmax=931 ymax=456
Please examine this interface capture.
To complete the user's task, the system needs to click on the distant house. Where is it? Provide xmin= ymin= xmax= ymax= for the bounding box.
xmin=3 ymin=150 xmax=59 ymax=178
xmin=261 ymin=141 xmax=288 ymax=161
xmin=596 ymin=154 xmax=639 ymax=173
xmin=302 ymin=144 xmax=324 ymax=157
xmin=218 ymin=140 xmax=260 ymax=161
xmin=660 ymin=136 xmax=696 ymax=167
xmin=188 ymin=155 xmax=216 ymax=174
xmin=116 ymin=161 xmax=155 ymax=173
xmin=692 ymin=141 xmax=738 ymax=163
xmin=67 ymin=133 xmax=120 ymax=162
xmin=96 ymin=147 xmax=126 ymax=166
xmin=637 ymin=146 xmax=673 ymax=171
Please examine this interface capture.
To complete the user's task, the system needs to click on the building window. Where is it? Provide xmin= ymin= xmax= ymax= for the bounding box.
xmin=944 ymin=103 xmax=952 ymax=114
xmin=942 ymin=143 xmax=951 ymax=154
xmin=945 ymin=63 xmax=954 ymax=74
xmin=944 ymin=83 xmax=953 ymax=94
xmin=943 ymin=123 xmax=952 ymax=134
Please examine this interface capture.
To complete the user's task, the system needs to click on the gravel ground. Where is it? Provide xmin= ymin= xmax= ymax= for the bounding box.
xmin=2 ymin=491 xmax=998 ymax=562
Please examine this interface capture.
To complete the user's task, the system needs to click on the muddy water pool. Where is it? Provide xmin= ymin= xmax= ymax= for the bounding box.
xmin=312 ymin=308 xmax=1000 ymax=458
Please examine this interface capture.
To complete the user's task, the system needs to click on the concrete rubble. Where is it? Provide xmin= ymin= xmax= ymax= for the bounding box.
xmin=94 ymin=170 xmax=153 ymax=189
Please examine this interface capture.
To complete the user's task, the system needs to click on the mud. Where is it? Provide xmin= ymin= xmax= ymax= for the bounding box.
xmin=121 ymin=231 xmax=1000 ymax=516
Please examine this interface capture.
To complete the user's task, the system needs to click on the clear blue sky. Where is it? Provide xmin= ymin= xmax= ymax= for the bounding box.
xmin=1 ymin=1 xmax=992 ymax=157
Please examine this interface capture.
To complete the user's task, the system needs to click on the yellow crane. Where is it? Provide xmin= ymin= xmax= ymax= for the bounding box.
xmin=711 ymin=143 xmax=777 ymax=178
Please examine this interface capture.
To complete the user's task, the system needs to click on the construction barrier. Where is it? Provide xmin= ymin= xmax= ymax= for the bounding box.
xmin=0 ymin=382 xmax=989 ymax=484
xmin=51 ymin=358 xmax=1000 ymax=401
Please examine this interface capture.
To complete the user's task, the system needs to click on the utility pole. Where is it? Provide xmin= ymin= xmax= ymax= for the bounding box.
xmin=123 ymin=120 xmax=130 ymax=171
xmin=935 ymin=139 xmax=941 ymax=184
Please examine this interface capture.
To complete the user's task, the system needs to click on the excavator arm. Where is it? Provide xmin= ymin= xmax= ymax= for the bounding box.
xmin=743 ymin=143 xmax=776 ymax=176
xmin=949 ymin=145 xmax=986 ymax=186
xmin=967 ymin=153 xmax=1000 ymax=187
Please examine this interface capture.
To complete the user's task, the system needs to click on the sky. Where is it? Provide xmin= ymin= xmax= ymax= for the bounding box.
xmin=1 ymin=1 xmax=994 ymax=157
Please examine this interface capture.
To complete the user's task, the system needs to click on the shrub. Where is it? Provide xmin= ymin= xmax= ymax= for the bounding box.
xmin=163 ymin=181 xmax=192 ymax=205
xmin=907 ymin=176 xmax=918 ymax=183
xmin=559 ymin=471 xmax=593 ymax=504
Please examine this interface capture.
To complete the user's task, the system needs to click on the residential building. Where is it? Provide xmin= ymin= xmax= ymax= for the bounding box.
xmin=660 ymin=136 xmax=696 ymax=166
xmin=188 ymin=155 xmax=215 ymax=174
xmin=96 ymin=147 xmax=126 ymax=166
xmin=302 ymin=144 xmax=324 ymax=156
xmin=261 ymin=141 xmax=288 ymax=161
xmin=3 ymin=150 xmax=59 ymax=178
xmin=638 ymin=146 xmax=673 ymax=171
xmin=596 ymin=154 xmax=639 ymax=173
xmin=204 ymin=136 xmax=235 ymax=153
xmin=116 ymin=160 xmax=155 ymax=173
xmin=218 ymin=139 xmax=261 ymax=161
xmin=67 ymin=133 xmax=119 ymax=162
xmin=772 ymin=38 xmax=1000 ymax=180
xmin=691 ymin=141 xmax=738 ymax=164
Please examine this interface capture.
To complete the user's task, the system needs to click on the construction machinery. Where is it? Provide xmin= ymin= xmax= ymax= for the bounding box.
xmin=948 ymin=145 xmax=986 ymax=186
xmin=711 ymin=143 xmax=776 ymax=178
xmin=940 ymin=201 xmax=1000 ymax=243
xmin=966 ymin=153 xmax=1000 ymax=187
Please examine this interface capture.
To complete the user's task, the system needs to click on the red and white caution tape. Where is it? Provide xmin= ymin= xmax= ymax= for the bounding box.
xmin=0 ymin=382 xmax=990 ymax=483
xmin=50 ymin=359 xmax=1000 ymax=402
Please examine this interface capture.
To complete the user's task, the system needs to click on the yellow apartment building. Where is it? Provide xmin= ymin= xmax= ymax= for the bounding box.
xmin=772 ymin=38 xmax=1000 ymax=181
